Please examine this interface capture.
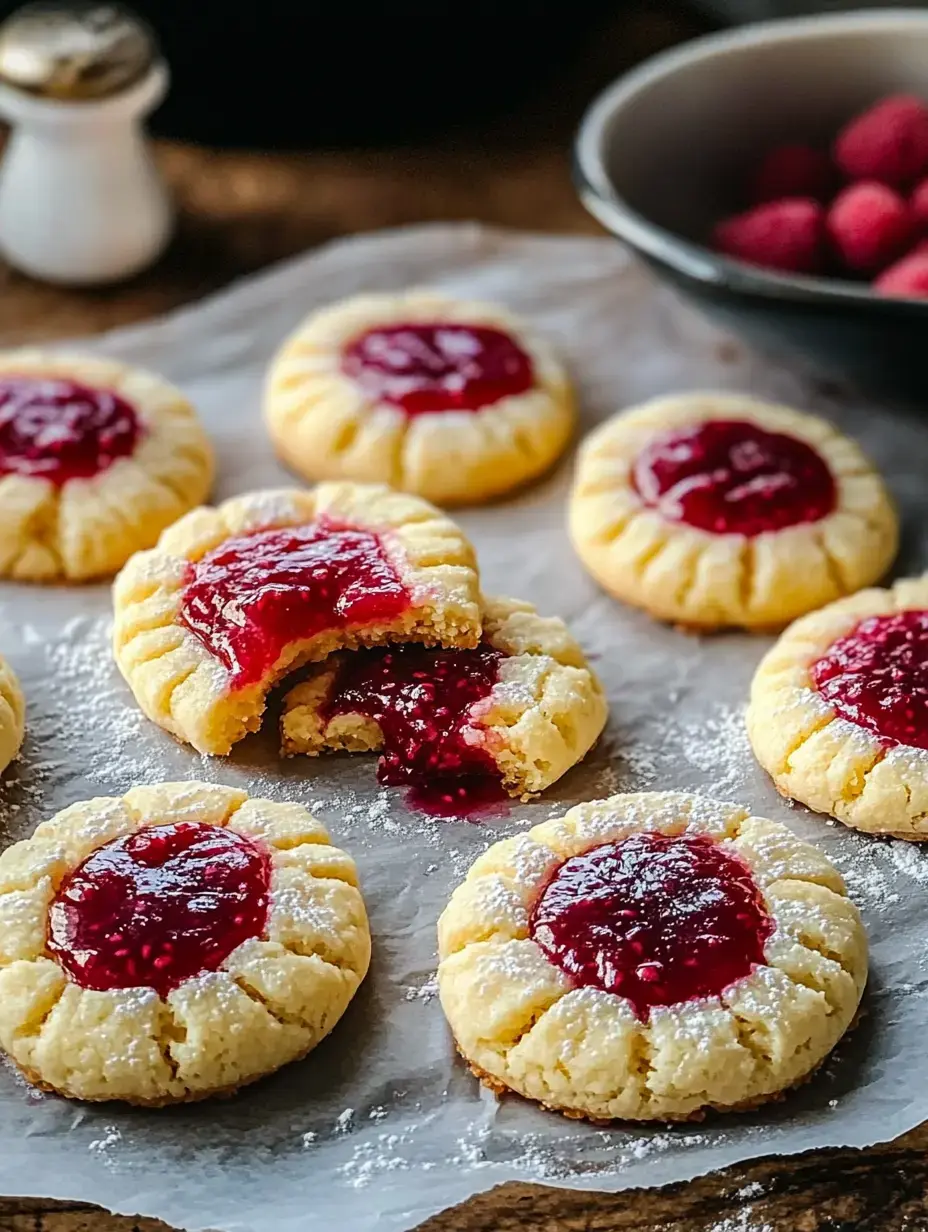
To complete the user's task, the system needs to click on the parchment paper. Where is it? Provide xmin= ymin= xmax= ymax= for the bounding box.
xmin=2 ymin=223 xmax=928 ymax=1232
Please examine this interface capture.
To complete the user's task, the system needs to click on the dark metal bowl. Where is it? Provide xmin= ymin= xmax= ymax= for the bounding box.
xmin=574 ymin=10 xmax=928 ymax=402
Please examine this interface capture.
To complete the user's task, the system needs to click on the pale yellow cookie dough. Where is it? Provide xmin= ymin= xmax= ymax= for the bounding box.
xmin=0 ymin=653 xmax=24 ymax=773
xmin=113 ymin=483 xmax=483 ymax=755
xmin=0 ymin=351 xmax=213 ymax=582
xmin=748 ymin=574 xmax=928 ymax=839
xmin=0 ymin=782 xmax=370 ymax=1105
xmin=281 ymin=594 xmax=608 ymax=797
xmin=569 ymin=393 xmax=897 ymax=630
xmin=438 ymin=791 xmax=867 ymax=1122
xmin=264 ymin=290 xmax=575 ymax=506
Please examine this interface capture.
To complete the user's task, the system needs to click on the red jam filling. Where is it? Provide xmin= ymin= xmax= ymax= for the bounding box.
xmin=324 ymin=640 xmax=506 ymax=815
xmin=811 ymin=609 xmax=928 ymax=750
xmin=47 ymin=822 xmax=270 ymax=998
xmin=632 ymin=419 xmax=836 ymax=536
xmin=529 ymin=833 xmax=773 ymax=1019
xmin=340 ymin=323 xmax=534 ymax=415
xmin=0 ymin=375 xmax=141 ymax=485
xmin=178 ymin=521 xmax=412 ymax=687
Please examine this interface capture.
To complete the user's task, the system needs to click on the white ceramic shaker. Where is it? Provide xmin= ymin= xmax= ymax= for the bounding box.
xmin=0 ymin=2 xmax=172 ymax=284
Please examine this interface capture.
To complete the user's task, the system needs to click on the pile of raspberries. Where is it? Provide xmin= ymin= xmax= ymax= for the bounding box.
xmin=712 ymin=94 xmax=928 ymax=298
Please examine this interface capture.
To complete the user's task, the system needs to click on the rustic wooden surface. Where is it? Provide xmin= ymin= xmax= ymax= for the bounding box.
xmin=0 ymin=5 xmax=924 ymax=1231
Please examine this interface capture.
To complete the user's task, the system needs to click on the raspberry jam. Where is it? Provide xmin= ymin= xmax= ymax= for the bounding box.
xmin=0 ymin=376 xmax=141 ymax=485
xmin=529 ymin=833 xmax=772 ymax=1019
xmin=812 ymin=610 xmax=928 ymax=750
xmin=47 ymin=822 xmax=270 ymax=998
xmin=324 ymin=641 xmax=506 ymax=815
xmin=341 ymin=323 xmax=534 ymax=415
xmin=178 ymin=521 xmax=412 ymax=687
xmin=632 ymin=419 xmax=836 ymax=536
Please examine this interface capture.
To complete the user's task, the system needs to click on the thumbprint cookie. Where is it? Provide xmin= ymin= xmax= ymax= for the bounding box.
xmin=0 ymin=351 xmax=213 ymax=581
xmin=264 ymin=291 xmax=575 ymax=506
xmin=438 ymin=791 xmax=867 ymax=1122
xmin=749 ymin=574 xmax=928 ymax=839
xmin=0 ymin=783 xmax=370 ymax=1104
xmin=569 ymin=394 xmax=897 ymax=630
xmin=113 ymin=484 xmax=482 ymax=755
xmin=281 ymin=595 xmax=607 ymax=813
xmin=0 ymin=653 xmax=24 ymax=773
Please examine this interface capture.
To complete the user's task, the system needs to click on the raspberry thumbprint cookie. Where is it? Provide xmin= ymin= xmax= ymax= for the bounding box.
xmin=749 ymin=574 xmax=928 ymax=839
xmin=569 ymin=394 xmax=897 ymax=630
xmin=0 ymin=351 xmax=213 ymax=581
xmin=0 ymin=783 xmax=370 ymax=1104
xmin=113 ymin=484 xmax=482 ymax=755
xmin=281 ymin=595 xmax=607 ymax=811
xmin=264 ymin=291 xmax=575 ymax=506
xmin=438 ymin=791 xmax=866 ymax=1122
xmin=0 ymin=652 xmax=24 ymax=773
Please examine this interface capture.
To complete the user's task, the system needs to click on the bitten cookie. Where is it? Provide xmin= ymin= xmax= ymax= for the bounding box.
xmin=264 ymin=290 xmax=575 ymax=506
xmin=569 ymin=393 xmax=897 ymax=630
xmin=438 ymin=791 xmax=866 ymax=1122
xmin=748 ymin=574 xmax=928 ymax=839
xmin=0 ymin=782 xmax=370 ymax=1105
xmin=113 ymin=484 xmax=482 ymax=755
xmin=0 ymin=653 xmax=24 ymax=773
xmin=281 ymin=595 xmax=607 ymax=803
xmin=0 ymin=351 xmax=213 ymax=581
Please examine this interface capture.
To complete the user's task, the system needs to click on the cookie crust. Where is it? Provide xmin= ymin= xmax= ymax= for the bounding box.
xmin=437 ymin=790 xmax=867 ymax=1122
xmin=0 ymin=351 xmax=213 ymax=582
xmin=569 ymin=394 xmax=897 ymax=630
xmin=0 ymin=652 xmax=24 ymax=773
xmin=748 ymin=574 xmax=928 ymax=838
xmin=112 ymin=483 xmax=482 ymax=755
xmin=0 ymin=782 xmax=370 ymax=1105
xmin=280 ymin=594 xmax=607 ymax=797
xmin=264 ymin=291 xmax=575 ymax=506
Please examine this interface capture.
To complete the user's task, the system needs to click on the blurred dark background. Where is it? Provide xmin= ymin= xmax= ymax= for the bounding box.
xmin=0 ymin=0 xmax=910 ymax=148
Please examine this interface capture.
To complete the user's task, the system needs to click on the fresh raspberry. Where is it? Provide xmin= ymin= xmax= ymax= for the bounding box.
xmin=826 ymin=182 xmax=914 ymax=273
xmin=748 ymin=144 xmax=833 ymax=205
xmin=911 ymin=177 xmax=928 ymax=231
xmin=873 ymin=251 xmax=928 ymax=298
xmin=712 ymin=198 xmax=825 ymax=275
xmin=834 ymin=94 xmax=928 ymax=188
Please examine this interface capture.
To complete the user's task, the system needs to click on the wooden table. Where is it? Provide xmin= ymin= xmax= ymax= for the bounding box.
xmin=1 ymin=6 xmax=925 ymax=1230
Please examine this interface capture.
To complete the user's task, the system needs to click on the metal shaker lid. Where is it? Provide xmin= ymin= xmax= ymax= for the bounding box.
xmin=0 ymin=2 xmax=156 ymax=100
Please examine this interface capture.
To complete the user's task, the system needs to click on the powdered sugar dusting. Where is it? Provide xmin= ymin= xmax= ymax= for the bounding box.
xmin=706 ymin=1211 xmax=774 ymax=1232
xmin=881 ymin=839 xmax=928 ymax=885
xmin=827 ymin=831 xmax=928 ymax=915
xmin=736 ymin=1181 xmax=765 ymax=1199
xmin=28 ymin=614 xmax=183 ymax=791
xmin=404 ymin=974 xmax=438 ymax=1003
xmin=616 ymin=700 xmax=754 ymax=799
xmin=676 ymin=704 xmax=755 ymax=797
xmin=88 ymin=1124 xmax=123 ymax=1161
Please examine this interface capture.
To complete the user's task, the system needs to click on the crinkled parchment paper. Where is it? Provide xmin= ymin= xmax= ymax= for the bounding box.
xmin=2 ymin=224 xmax=928 ymax=1232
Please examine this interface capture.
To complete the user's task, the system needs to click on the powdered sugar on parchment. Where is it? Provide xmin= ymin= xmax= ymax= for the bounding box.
xmin=616 ymin=699 xmax=754 ymax=799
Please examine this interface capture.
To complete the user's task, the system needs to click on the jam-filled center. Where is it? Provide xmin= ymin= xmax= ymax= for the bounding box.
xmin=529 ymin=832 xmax=772 ymax=1018
xmin=812 ymin=609 xmax=928 ymax=750
xmin=340 ymin=322 xmax=534 ymax=415
xmin=0 ymin=375 xmax=141 ymax=485
xmin=324 ymin=640 xmax=505 ymax=815
xmin=47 ymin=822 xmax=270 ymax=998
xmin=632 ymin=419 xmax=836 ymax=536
xmin=178 ymin=521 xmax=413 ymax=688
